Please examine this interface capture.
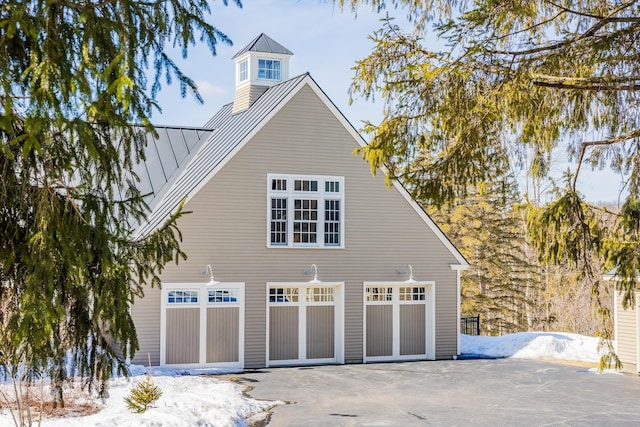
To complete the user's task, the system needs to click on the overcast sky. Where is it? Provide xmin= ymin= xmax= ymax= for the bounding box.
xmin=151 ymin=0 xmax=626 ymax=203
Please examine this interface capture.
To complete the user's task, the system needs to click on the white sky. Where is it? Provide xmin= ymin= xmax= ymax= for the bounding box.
xmin=151 ymin=0 xmax=625 ymax=203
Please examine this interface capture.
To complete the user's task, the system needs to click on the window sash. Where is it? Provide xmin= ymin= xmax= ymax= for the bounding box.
xmin=268 ymin=175 xmax=343 ymax=248
xmin=258 ymin=59 xmax=281 ymax=80
xmin=239 ymin=60 xmax=248 ymax=82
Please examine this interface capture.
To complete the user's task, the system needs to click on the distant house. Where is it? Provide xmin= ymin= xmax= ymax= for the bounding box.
xmin=129 ymin=34 xmax=469 ymax=370
xmin=610 ymin=270 xmax=640 ymax=373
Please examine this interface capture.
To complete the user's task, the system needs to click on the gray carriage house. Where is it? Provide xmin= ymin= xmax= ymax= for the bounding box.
xmin=610 ymin=269 xmax=640 ymax=373
xmin=128 ymin=34 xmax=469 ymax=370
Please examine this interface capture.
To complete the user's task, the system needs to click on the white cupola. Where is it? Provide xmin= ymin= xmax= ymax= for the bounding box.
xmin=231 ymin=33 xmax=293 ymax=114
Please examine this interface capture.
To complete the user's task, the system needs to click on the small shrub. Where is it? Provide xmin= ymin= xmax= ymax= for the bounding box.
xmin=123 ymin=376 xmax=163 ymax=414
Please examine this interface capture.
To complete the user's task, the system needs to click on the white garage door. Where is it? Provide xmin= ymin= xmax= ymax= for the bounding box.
xmin=267 ymin=284 xmax=344 ymax=366
xmin=160 ymin=283 xmax=245 ymax=368
xmin=364 ymin=283 xmax=435 ymax=362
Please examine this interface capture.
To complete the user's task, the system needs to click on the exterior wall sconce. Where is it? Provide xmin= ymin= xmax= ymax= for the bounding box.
xmin=205 ymin=264 xmax=220 ymax=286
xmin=405 ymin=264 xmax=417 ymax=284
xmin=308 ymin=264 xmax=322 ymax=284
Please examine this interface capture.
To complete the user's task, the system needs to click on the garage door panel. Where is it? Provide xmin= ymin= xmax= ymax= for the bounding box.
xmin=307 ymin=306 xmax=335 ymax=359
xmin=166 ymin=308 xmax=200 ymax=364
xmin=400 ymin=304 xmax=425 ymax=356
xmin=206 ymin=307 xmax=239 ymax=363
xmin=366 ymin=305 xmax=393 ymax=357
xmin=270 ymin=306 xmax=299 ymax=361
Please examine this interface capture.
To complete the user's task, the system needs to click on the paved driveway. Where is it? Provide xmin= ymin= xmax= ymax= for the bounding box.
xmin=231 ymin=359 xmax=640 ymax=426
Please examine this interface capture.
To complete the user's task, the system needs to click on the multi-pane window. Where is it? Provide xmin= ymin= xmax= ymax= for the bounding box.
xmin=269 ymin=287 xmax=299 ymax=303
xmin=268 ymin=174 xmax=344 ymax=248
xmin=366 ymin=287 xmax=393 ymax=302
xmin=168 ymin=290 xmax=199 ymax=304
xmin=294 ymin=199 xmax=317 ymax=243
xmin=270 ymin=198 xmax=287 ymax=244
xmin=400 ymin=287 xmax=426 ymax=301
xmin=258 ymin=59 xmax=281 ymax=80
xmin=239 ymin=59 xmax=248 ymax=82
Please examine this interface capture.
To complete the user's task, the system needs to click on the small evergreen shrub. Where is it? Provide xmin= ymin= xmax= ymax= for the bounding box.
xmin=124 ymin=375 xmax=163 ymax=413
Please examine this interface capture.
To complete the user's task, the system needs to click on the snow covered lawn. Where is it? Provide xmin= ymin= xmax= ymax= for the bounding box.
xmin=0 ymin=332 xmax=610 ymax=426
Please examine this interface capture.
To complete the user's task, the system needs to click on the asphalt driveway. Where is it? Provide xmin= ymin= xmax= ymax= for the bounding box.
xmin=231 ymin=359 xmax=640 ymax=426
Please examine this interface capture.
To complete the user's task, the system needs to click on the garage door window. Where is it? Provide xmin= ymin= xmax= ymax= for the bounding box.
xmin=307 ymin=287 xmax=335 ymax=302
xmin=366 ymin=287 xmax=393 ymax=301
xmin=167 ymin=290 xmax=199 ymax=304
xmin=208 ymin=289 xmax=239 ymax=304
xmin=269 ymin=287 xmax=299 ymax=303
xmin=400 ymin=287 xmax=426 ymax=301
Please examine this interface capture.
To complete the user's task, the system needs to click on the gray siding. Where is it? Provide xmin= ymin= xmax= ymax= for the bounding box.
xmin=232 ymin=84 xmax=269 ymax=113
xmin=344 ymin=282 xmax=364 ymax=363
xmin=616 ymin=293 xmax=637 ymax=370
xmin=130 ymin=286 xmax=161 ymax=366
xmin=131 ymin=83 xmax=462 ymax=367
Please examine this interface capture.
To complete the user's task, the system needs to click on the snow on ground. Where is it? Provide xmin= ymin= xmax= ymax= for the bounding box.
xmin=0 ymin=332 xmax=606 ymax=426
xmin=461 ymin=331 xmax=603 ymax=362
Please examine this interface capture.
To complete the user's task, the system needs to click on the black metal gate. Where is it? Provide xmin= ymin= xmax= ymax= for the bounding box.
xmin=460 ymin=315 xmax=480 ymax=336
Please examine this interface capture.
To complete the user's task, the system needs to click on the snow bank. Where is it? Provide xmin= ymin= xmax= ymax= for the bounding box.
xmin=0 ymin=374 xmax=275 ymax=427
xmin=461 ymin=332 xmax=603 ymax=362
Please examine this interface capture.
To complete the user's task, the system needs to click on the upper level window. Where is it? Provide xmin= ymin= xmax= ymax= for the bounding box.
xmin=239 ymin=59 xmax=248 ymax=82
xmin=268 ymin=174 xmax=344 ymax=248
xmin=258 ymin=59 xmax=281 ymax=80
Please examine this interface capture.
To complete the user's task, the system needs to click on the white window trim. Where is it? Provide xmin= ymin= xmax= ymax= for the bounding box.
xmin=267 ymin=173 xmax=345 ymax=249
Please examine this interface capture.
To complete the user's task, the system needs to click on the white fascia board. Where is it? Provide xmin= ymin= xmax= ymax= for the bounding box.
xmin=304 ymin=76 xmax=469 ymax=268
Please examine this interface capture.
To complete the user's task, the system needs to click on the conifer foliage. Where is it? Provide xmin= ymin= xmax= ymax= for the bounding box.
xmin=339 ymin=0 xmax=639 ymax=365
xmin=426 ymin=168 xmax=539 ymax=335
xmin=0 ymin=0 xmax=241 ymax=405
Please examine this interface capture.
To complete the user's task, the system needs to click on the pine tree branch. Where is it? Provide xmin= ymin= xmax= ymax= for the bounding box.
xmin=490 ymin=1 xmax=640 ymax=56
xmin=573 ymin=129 xmax=640 ymax=190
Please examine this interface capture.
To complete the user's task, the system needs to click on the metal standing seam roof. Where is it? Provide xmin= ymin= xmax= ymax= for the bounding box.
xmin=129 ymin=126 xmax=214 ymax=208
xmin=231 ymin=33 xmax=293 ymax=59
xmin=134 ymin=73 xmax=309 ymax=238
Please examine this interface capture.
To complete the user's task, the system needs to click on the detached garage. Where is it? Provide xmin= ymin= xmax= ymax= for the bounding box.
xmin=127 ymin=34 xmax=468 ymax=370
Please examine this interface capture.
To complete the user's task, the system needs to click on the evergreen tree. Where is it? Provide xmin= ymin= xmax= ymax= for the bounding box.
xmin=425 ymin=169 xmax=539 ymax=335
xmin=0 ymin=0 xmax=241 ymax=403
xmin=337 ymin=0 xmax=636 ymax=366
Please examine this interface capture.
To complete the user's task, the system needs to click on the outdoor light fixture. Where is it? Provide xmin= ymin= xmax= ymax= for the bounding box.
xmin=205 ymin=264 xmax=220 ymax=286
xmin=308 ymin=264 xmax=322 ymax=284
xmin=404 ymin=264 xmax=417 ymax=284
